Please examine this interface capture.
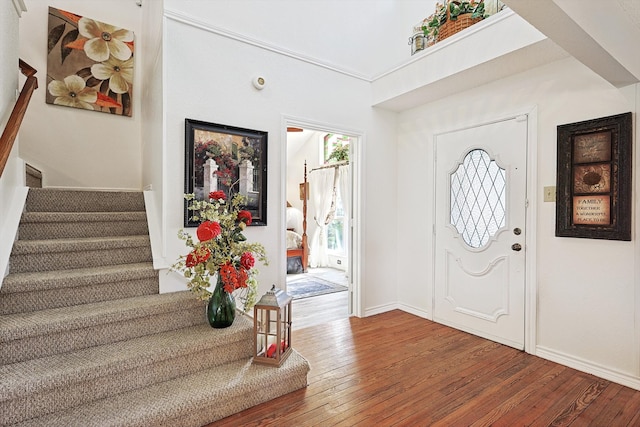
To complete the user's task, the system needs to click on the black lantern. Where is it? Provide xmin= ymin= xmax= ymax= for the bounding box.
xmin=253 ymin=285 xmax=293 ymax=366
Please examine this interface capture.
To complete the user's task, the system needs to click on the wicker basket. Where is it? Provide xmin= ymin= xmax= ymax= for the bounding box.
xmin=438 ymin=12 xmax=482 ymax=41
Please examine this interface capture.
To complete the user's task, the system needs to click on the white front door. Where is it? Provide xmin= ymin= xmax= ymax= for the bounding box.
xmin=434 ymin=117 xmax=527 ymax=350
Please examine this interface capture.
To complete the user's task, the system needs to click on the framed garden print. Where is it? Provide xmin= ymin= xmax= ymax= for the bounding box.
xmin=184 ymin=119 xmax=268 ymax=227
xmin=556 ymin=112 xmax=632 ymax=240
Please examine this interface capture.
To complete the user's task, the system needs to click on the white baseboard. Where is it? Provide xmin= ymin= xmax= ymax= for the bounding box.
xmin=364 ymin=302 xmax=399 ymax=317
xmin=0 ymin=186 xmax=28 ymax=281
xmin=364 ymin=303 xmax=430 ymax=319
xmin=159 ymin=268 xmax=188 ymax=294
xmin=397 ymin=303 xmax=431 ymax=320
xmin=153 ymin=256 xmax=170 ymax=270
xmin=13 ymin=0 xmax=27 ymax=17
xmin=536 ymin=345 xmax=640 ymax=391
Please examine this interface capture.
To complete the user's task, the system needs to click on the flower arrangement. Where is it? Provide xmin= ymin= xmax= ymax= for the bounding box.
xmin=173 ymin=191 xmax=268 ymax=311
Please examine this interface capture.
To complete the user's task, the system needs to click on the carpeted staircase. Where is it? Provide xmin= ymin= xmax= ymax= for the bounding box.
xmin=0 ymin=188 xmax=310 ymax=426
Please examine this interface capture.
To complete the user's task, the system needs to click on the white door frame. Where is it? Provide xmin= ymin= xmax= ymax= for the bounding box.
xmin=431 ymin=107 xmax=538 ymax=354
xmin=282 ymin=115 xmax=364 ymax=318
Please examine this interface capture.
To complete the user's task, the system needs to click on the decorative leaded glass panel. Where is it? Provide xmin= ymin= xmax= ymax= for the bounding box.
xmin=450 ymin=149 xmax=506 ymax=248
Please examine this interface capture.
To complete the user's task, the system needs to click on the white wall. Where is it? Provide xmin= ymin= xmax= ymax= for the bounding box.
xmin=139 ymin=0 xmax=165 ymax=267
xmin=0 ymin=1 xmax=29 ymax=281
xmin=18 ymin=0 xmax=143 ymax=190
xmin=396 ymin=57 xmax=639 ymax=388
xmin=160 ymin=0 xmax=435 ymax=79
xmin=0 ymin=3 xmax=21 ymax=124
xmin=158 ymin=5 xmax=398 ymax=314
xmin=141 ymin=0 xmax=164 ymax=193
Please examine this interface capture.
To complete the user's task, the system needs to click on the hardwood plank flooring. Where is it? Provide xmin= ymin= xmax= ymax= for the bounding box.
xmin=291 ymin=290 xmax=349 ymax=331
xmin=206 ymin=310 xmax=640 ymax=427
xmin=288 ymin=267 xmax=350 ymax=331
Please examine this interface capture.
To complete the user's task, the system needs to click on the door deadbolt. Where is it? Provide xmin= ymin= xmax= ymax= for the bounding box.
xmin=513 ymin=228 xmax=521 ymax=235
xmin=511 ymin=243 xmax=522 ymax=251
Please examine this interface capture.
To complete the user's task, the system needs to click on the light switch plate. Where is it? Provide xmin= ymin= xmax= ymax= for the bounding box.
xmin=544 ymin=186 xmax=556 ymax=202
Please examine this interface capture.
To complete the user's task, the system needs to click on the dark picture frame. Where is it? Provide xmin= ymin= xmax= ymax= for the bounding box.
xmin=184 ymin=119 xmax=268 ymax=227
xmin=556 ymin=112 xmax=632 ymax=240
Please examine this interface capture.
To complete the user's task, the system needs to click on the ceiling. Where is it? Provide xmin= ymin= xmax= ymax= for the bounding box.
xmin=617 ymin=0 xmax=640 ymax=27
xmin=167 ymin=0 xmax=437 ymax=80
xmin=282 ymin=0 xmax=640 ymax=148
xmin=286 ymin=129 xmax=316 ymax=164
xmin=504 ymin=0 xmax=640 ymax=87
xmin=172 ymin=0 xmax=640 ymax=85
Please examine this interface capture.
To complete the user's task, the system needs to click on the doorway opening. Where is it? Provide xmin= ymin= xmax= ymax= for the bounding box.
xmin=285 ymin=126 xmax=356 ymax=330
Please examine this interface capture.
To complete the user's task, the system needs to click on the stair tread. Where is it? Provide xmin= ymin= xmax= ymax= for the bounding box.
xmin=11 ymin=235 xmax=151 ymax=254
xmin=12 ymin=349 xmax=310 ymax=427
xmin=0 ymin=290 xmax=198 ymax=341
xmin=0 ymin=314 xmax=254 ymax=399
xmin=25 ymin=188 xmax=145 ymax=213
xmin=20 ymin=211 xmax=148 ymax=223
xmin=1 ymin=262 xmax=156 ymax=293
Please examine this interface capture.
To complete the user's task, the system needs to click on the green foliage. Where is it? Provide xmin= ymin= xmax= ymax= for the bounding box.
xmin=422 ymin=1 xmax=488 ymax=39
xmin=327 ymin=141 xmax=349 ymax=163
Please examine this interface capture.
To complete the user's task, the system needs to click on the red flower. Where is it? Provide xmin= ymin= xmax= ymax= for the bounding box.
xmin=209 ymin=191 xmax=226 ymax=201
xmin=196 ymin=221 xmax=221 ymax=242
xmin=237 ymin=267 xmax=249 ymax=288
xmin=185 ymin=252 xmax=198 ymax=268
xmin=208 ymin=221 xmax=222 ymax=237
xmin=237 ymin=210 xmax=252 ymax=226
xmin=240 ymin=252 xmax=255 ymax=270
xmin=220 ymin=262 xmax=239 ymax=293
xmin=185 ymin=247 xmax=211 ymax=267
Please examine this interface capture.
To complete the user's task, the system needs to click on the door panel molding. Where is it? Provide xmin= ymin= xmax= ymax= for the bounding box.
xmin=445 ymin=251 xmax=509 ymax=322
xmin=446 ymin=223 xmax=510 ymax=253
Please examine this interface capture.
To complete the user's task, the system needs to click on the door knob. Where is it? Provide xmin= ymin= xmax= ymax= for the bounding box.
xmin=511 ymin=243 xmax=522 ymax=251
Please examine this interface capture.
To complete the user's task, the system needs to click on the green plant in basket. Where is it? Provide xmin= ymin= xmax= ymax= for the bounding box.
xmin=422 ymin=1 xmax=487 ymax=40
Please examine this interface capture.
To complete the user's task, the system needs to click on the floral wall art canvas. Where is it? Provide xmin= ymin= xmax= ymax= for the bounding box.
xmin=46 ymin=7 xmax=134 ymax=117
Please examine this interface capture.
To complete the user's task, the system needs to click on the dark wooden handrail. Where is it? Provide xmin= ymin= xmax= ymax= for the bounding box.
xmin=0 ymin=59 xmax=38 ymax=178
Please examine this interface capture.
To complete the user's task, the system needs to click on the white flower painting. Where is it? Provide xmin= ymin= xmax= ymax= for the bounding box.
xmin=46 ymin=7 xmax=134 ymax=117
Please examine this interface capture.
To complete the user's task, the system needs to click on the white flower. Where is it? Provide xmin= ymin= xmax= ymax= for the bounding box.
xmin=78 ymin=17 xmax=133 ymax=62
xmin=91 ymin=56 xmax=133 ymax=94
xmin=48 ymin=75 xmax=98 ymax=110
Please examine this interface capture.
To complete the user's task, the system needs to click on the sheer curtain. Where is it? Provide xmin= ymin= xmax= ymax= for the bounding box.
xmin=338 ymin=164 xmax=350 ymax=257
xmin=308 ymin=168 xmax=336 ymax=268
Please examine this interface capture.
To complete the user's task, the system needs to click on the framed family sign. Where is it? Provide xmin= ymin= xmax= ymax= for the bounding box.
xmin=555 ymin=112 xmax=632 ymax=240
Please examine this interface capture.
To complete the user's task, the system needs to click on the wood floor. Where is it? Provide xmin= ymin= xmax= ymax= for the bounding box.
xmin=207 ymin=310 xmax=640 ymax=427
xmin=288 ymin=267 xmax=350 ymax=331
xmin=291 ymin=289 xmax=349 ymax=331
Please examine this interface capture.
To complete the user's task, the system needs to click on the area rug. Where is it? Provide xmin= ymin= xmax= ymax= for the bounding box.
xmin=286 ymin=277 xmax=348 ymax=300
